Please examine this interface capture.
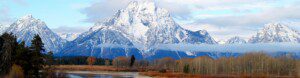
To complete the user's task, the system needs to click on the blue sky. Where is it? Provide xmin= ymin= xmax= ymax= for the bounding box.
xmin=1 ymin=0 xmax=300 ymax=40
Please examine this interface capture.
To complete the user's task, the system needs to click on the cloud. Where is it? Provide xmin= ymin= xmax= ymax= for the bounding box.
xmin=0 ymin=6 xmax=13 ymax=25
xmin=11 ymin=0 xmax=28 ymax=6
xmin=0 ymin=0 xmax=28 ymax=25
xmin=154 ymin=43 xmax=300 ymax=53
xmin=182 ymin=24 xmax=255 ymax=40
xmin=194 ymin=3 xmax=300 ymax=27
xmin=81 ymin=0 xmax=133 ymax=22
xmin=81 ymin=0 xmax=217 ymax=22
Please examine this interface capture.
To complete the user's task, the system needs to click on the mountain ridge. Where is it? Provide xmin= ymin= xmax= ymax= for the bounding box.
xmin=5 ymin=14 xmax=66 ymax=53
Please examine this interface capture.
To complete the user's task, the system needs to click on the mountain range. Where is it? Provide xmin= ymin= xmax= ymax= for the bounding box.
xmin=57 ymin=33 xmax=80 ymax=41
xmin=0 ymin=1 xmax=299 ymax=59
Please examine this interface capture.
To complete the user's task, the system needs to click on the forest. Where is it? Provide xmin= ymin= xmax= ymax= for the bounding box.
xmin=0 ymin=33 xmax=56 ymax=78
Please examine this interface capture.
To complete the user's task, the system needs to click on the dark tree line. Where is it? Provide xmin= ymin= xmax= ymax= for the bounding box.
xmin=0 ymin=33 xmax=53 ymax=78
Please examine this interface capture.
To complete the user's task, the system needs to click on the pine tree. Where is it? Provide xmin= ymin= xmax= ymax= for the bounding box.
xmin=45 ymin=51 xmax=54 ymax=66
xmin=0 ymin=35 xmax=3 ymax=51
xmin=29 ymin=35 xmax=45 ymax=77
xmin=16 ymin=41 xmax=33 ymax=76
xmin=130 ymin=55 xmax=135 ymax=67
xmin=0 ymin=33 xmax=18 ymax=75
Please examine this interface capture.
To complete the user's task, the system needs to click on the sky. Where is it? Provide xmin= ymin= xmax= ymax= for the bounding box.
xmin=1 ymin=0 xmax=300 ymax=41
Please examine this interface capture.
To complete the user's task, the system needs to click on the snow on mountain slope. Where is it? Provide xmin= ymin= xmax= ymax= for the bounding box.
xmin=57 ymin=33 xmax=80 ymax=41
xmin=0 ymin=24 xmax=9 ymax=35
xmin=6 ymin=14 xmax=66 ymax=53
xmin=60 ymin=28 xmax=143 ymax=59
xmin=226 ymin=36 xmax=247 ymax=44
xmin=90 ymin=1 xmax=216 ymax=50
xmin=61 ymin=1 xmax=216 ymax=59
xmin=249 ymin=23 xmax=300 ymax=43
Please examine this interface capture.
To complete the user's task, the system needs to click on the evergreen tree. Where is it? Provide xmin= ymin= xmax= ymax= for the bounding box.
xmin=45 ymin=51 xmax=54 ymax=66
xmin=130 ymin=55 xmax=135 ymax=67
xmin=29 ymin=35 xmax=45 ymax=77
xmin=0 ymin=35 xmax=3 ymax=51
xmin=183 ymin=64 xmax=190 ymax=73
xmin=0 ymin=33 xmax=18 ymax=75
xmin=15 ymin=41 xmax=33 ymax=77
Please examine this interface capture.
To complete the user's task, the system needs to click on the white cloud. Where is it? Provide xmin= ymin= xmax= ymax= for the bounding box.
xmin=81 ymin=0 xmax=134 ymax=22
xmin=0 ymin=6 xmax=13 ymax=25
xmin=154 ymin=43 xmax=300 ymax=53
xmin=0 ymin=0 xmax=28 ymax=25
xmin=11 ymin=0 xmax=28 ymax=6
xmin=181 ymin=24 xmax=255 ymax=40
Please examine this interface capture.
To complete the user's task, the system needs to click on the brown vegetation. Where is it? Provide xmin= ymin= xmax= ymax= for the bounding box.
xmin=9 ymin=64 xmax=24 ymax=78
xmin=145 ymin=52 xmax=298 ymax=77
xmin=297 ymin=60 xmax=300 ymax=77
xmin=87 ymin=56 xmax=96 ymax=66
xmin=105 ymin=60 xmax=110 ymax=66
xmin=113 ymin=56 xmax=130 ymax=68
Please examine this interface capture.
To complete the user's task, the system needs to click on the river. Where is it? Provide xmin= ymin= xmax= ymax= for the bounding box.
xmin=56 ymin=70 xmax=152 ymax=78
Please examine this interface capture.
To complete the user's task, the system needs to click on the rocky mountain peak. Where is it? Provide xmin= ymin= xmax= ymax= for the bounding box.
xmin=226 ymin=36 xmax=247 ymax=44
xmin=6 ymin=14 xmax=66 ymax=53
xmin=249 ymin=23 xmax=300 ymax=43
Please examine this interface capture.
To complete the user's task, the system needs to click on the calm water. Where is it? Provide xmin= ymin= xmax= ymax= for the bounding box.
xmin=56 ymin=70 xmax=151 ymax=78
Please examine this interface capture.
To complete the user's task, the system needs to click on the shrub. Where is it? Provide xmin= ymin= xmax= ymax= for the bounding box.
xmin=159 ymin=69 xmax=167 ymax=73
xmin=113 ymin=56 xmax=129 ymax=68
xmin=105 ymin=60 xmax=110 ymax=66
xmin=9 ymin=64 xmax=24 ymax=78
xmin=87 ymin=57 xmax=96 ymax=66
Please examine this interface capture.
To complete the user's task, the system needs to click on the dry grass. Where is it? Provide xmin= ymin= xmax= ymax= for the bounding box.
xmin=140 ymin=71 xmax=296 ymax=78
xmin=139 ymin=71 xmax=244 ymax=78
xmin=297 ymin=61 xmax=300 ymax=77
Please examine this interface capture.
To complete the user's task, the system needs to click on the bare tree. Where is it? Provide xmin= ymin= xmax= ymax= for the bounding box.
xmin=87 ymin=57 xmax=96 ymax=66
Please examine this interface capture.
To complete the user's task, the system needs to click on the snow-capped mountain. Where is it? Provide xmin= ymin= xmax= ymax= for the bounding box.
xmin=90 ymin=1 xmax=216 ymax=49
xmin=0 ymin=24 xmax=9 ymax=35
xmin=226 ymin=36 xmax=247 ymax=44
xmin=57 ymin=33 xmax=80 ymax=41
xmin=6 ymin=14 xmax=66 ymax=53
xmin=249 ymin=23 xmax=300 ymax=43
xmin=61 ymin=1 xmax=216 ymax=59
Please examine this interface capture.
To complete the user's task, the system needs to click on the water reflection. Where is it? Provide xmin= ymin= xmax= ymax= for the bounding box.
xmin=57 ymin=70 xmax=151 ymax=78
